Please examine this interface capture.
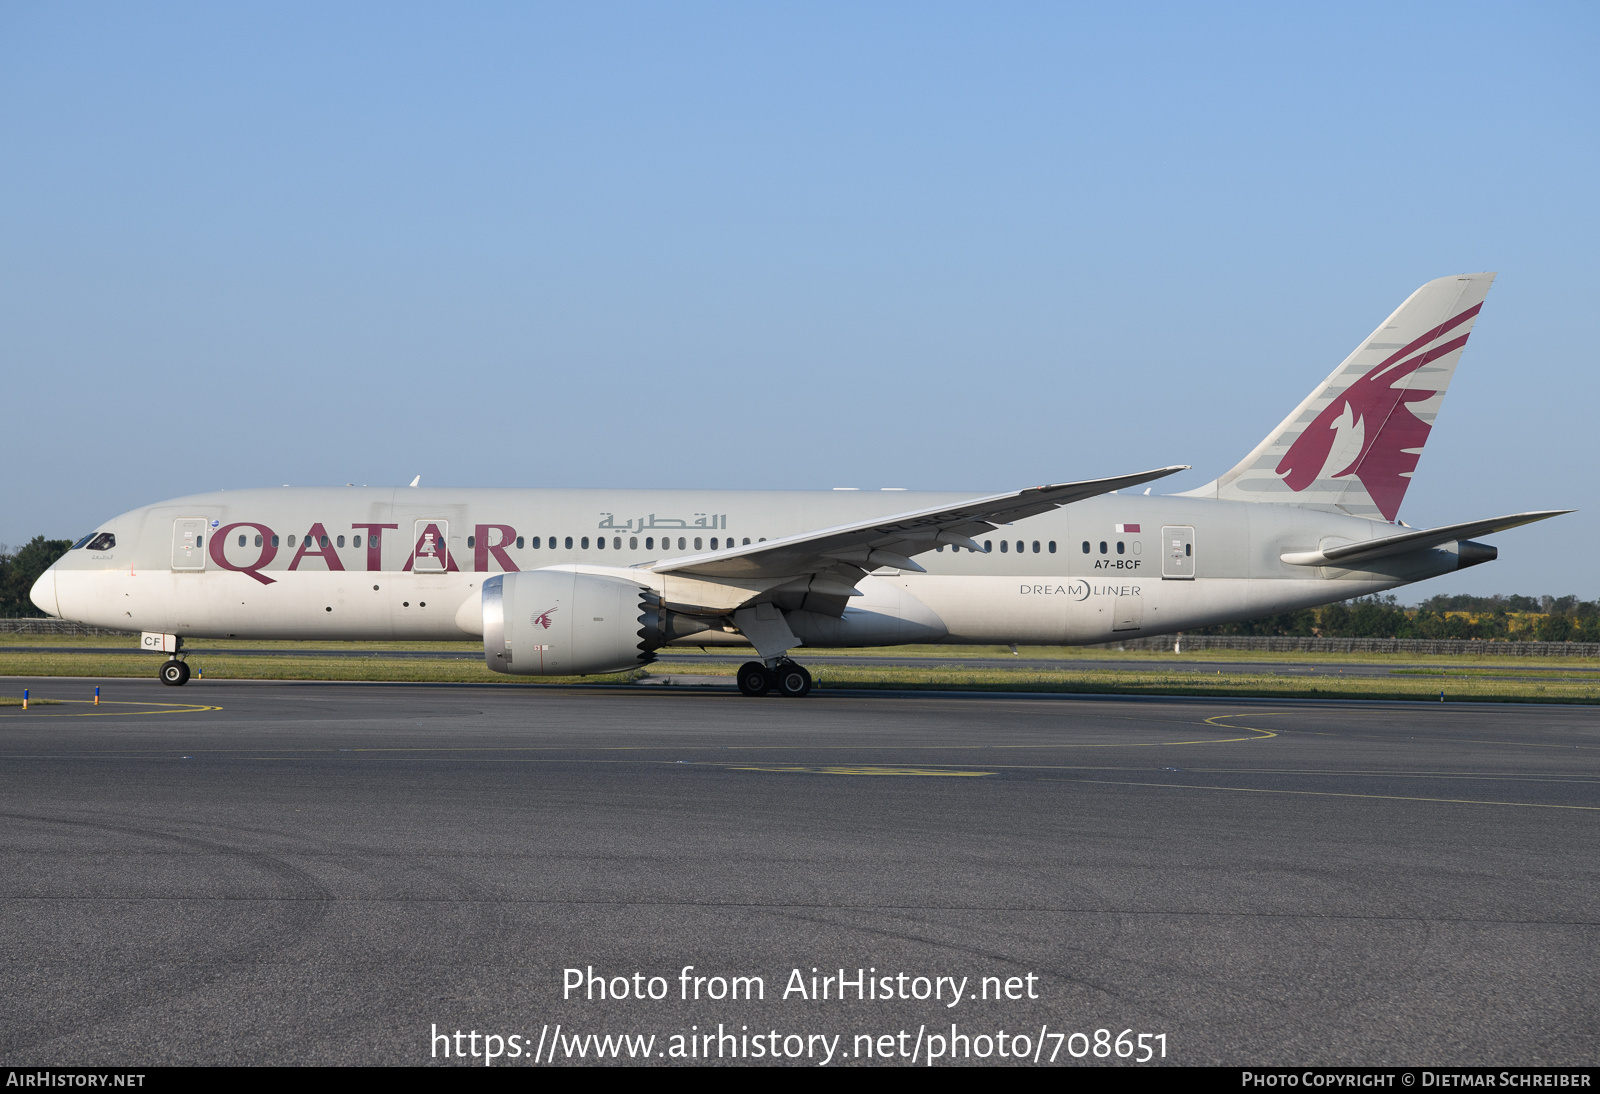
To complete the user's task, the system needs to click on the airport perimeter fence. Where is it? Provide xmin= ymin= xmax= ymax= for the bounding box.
xmin=3 ymin=618 xmax=1598 ymax=657
xmin=1089 ymin=634 xmax=1600 ymax=657
xmin=0 ymin=619 xmax=136 ymax=637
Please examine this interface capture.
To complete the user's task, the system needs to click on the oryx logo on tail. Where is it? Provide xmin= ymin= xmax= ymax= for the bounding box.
xmin=1186 ymin=273 xmax=1495 ymax=522
xmin=1276 ymin=303 xmax=1480 ymax=521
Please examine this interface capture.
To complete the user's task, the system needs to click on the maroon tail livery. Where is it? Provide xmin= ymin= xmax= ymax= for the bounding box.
xmin=1188 ymin=274 xmax=1496 ymax=522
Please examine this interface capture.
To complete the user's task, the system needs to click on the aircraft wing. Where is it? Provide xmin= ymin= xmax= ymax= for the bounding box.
xmin=650 ymin=466 xmax=1189 ymax=590
xmin=1279 ymin=510 xmax=1573 ymax=568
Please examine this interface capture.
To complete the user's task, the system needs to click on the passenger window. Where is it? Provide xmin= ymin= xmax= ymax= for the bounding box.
xmin=630 ymin=537 xmax=637 ymax=549
xmin=1000 ymin=541 xmax=1008 ymax=553
xmin=1032 ymin=541 xmax=1040 ymax=553
xmin=1099 ymin=541 xmax=1107 ymax=554
xmin=1016 ymin=541 xmax=1024 ymax=553
xmin=1081 ymin=541 xmax=1090 ymax=553
xmin=582 ymin=537 xmax=590 ymax=549
xmin=1116 ymin=541 xmax=1124 ymax=555
xmin=678 ymin=537 xmax=686 ymax=550
xmin=984 ymin=540 xmax=992 ymax=552
xmin=515 ymin=536 xmax=524 ymax=549
xmin=1048 ymin=541 xmax=1056 ymax=553
xmin=467 ymin=535 xmax=476 ymax=548
xmin=271 ymin=535 xmax=280 ymax=548
xmin=255 ymin=535 xmax=263 ymax=548
xmin=238 ymin=535 xmax=247 ymax=547
xmin=565 ymin=537 xmax=573 ymax=549
xmin=710 ymin=537 xmax=718 ymax=550
xmin=694 ymin=538 xmax=702 ymax=550
xmin=595 ymin=537 xmax=604 ymax=550
xmin=645 ymin=537 xmax=654 ymax=550
xmin=613 ymin=537 xmax=621 ymax=549
xmin=337 ymin=535 xmax=346 ymax=548
xmin=353 ymin=535 xmax=361 ymax=547
xmin=319 ymin=535 xmax=329 ymax=548
xmin=936 ymin=545 xmax=944 ymax=552
xmin=744 ymin=538 xmax=751 ymax=545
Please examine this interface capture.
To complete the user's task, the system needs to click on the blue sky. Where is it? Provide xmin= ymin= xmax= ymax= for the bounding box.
xmin=3 ymin=2 xmax=1595 ymax=596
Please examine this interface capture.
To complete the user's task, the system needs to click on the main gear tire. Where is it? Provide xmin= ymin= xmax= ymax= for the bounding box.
xmin=774 ymin=661 xmax=812 ymax=698
xmin=736 ymin=661 xmax=773 ymax=697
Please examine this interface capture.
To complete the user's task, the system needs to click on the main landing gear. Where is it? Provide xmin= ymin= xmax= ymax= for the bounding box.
xmin=737 ymin=659 xmax=812 ymax=698
xmin=159 ymin=659 xmax=190 ymax=686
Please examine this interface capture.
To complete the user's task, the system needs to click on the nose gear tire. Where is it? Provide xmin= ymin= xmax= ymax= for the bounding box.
xmin=159 ymin=660 xmax=190 ymax=686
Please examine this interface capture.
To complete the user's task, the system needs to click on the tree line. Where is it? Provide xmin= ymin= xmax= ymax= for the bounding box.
xmin=3 ymin=534 xmax=1597 ymax=640
xmin=1194 ymin=594 xmax=1600 ymax=643
xmin=0 ymin=537 xmax=72 ymax=617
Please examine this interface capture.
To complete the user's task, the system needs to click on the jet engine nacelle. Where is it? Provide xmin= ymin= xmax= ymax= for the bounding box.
xmin=482 ymin=569 xmax=651 ymax=676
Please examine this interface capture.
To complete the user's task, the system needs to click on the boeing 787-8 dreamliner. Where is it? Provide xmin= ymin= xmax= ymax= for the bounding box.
xmin=31 ymin=274 xmax=1568 ymax=696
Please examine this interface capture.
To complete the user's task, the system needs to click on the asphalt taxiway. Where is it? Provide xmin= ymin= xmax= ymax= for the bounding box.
xmin=1 ymin=678 xmax=1595 ymax=1066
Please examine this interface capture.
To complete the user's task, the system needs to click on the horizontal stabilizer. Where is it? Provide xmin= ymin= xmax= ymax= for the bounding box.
xmin=1280 ymin=510 xmax=1572 ymax=568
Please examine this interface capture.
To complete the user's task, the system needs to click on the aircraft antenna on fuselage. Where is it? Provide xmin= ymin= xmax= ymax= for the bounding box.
xmin=409 ymin=476 xmax=421 ymax=487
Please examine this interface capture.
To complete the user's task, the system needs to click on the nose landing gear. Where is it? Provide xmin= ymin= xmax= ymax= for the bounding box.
xmin=159 ymin=659 xmax=191 ymax=686
xmin=736 ymin=659 xmax=812 ymax=698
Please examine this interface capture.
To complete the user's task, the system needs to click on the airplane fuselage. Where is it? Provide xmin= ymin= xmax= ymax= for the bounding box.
xmin=36 ymin=486 xmax=1476 ymax=648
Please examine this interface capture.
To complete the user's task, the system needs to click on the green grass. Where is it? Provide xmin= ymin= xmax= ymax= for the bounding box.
xmin=676 ymin=642 xmax=1600 ymax=671
xmin=801 ymin=665 xmax=1600 ymax=703
xmin=657 ymin=659 xmax=1600 ymax=703
xmin=0 ymin=650 xmax=637 ymax=685
xmin=2 ymin=640 xmax=1596 ymax=702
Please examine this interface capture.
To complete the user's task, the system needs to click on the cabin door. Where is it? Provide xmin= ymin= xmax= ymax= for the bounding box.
xmin=412 ymin=520 xmax=449 ymax=573
xmin=1161 ymin=526 xmax=1195 ymax=579
xmin=171 ymin=519 xmax=208 ymax=571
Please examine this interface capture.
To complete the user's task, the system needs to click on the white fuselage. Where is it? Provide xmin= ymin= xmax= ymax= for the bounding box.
xmin=36 ymin=486 xmax=1473 ymax=649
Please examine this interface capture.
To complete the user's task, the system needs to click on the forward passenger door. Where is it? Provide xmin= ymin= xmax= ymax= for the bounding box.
xmin=171 ymin=519 xmax=208 ymax=571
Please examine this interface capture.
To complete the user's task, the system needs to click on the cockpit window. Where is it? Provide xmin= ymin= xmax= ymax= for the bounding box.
xmin=71 ymin=534 xmax=94 ymax=550
xmin=86 ymin=532 xmax=116 ymax=552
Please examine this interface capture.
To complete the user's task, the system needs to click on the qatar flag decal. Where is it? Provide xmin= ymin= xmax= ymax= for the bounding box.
xmin=1115 ymin=524 xmax=1140 ymax=534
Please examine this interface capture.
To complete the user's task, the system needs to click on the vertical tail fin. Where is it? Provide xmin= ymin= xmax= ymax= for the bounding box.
xmin=1185 ymin=273 xmax=1495 ymax=522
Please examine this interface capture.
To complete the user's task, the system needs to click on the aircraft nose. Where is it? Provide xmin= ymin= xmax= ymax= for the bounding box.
xmin=29 ymin=567 xmax=58 ymax=617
